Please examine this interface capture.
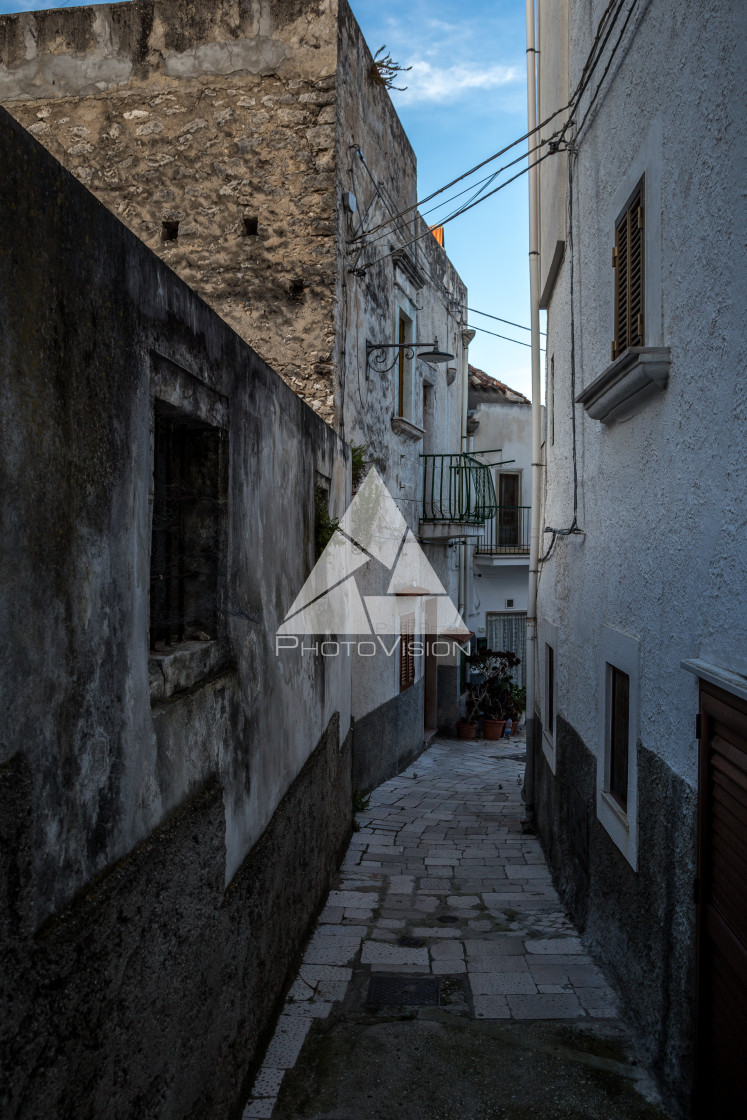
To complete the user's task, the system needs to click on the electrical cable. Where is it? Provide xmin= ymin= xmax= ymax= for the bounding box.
xmin=347 ymin=0 xmax=631 ymax=252
xmin=469 ymin=324 xmax=546 ymax=351
xmin=360 ymin=148 xmax=557 ymax=273
xmin=468 ymin=308 xmax=546 ymax=336
xmin=574 ymin=0 xmax=641 ymax=139
xmin=347 ymin=106 xmax=571 ymax=246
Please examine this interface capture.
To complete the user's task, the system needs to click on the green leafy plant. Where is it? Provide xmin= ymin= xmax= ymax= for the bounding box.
xmin=350 ymin=443 xmax=366 ymax=493
xmin=464 ymin=648 xmax=522 ymax=722
xmin=314 ymin=484 xmax=339 ymax=558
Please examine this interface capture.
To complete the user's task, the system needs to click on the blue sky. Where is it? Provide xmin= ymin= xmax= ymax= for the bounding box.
xmin=0 ymin=0 xmax=534 ymax=397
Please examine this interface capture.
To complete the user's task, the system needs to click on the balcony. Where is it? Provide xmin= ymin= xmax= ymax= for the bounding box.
xmin=475 ymin=505 xmax=531 ymax=558
xmin=420 ymin=453 xmax=497 ymax=540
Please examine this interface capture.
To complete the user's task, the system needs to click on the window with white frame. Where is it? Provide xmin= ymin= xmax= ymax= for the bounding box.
xmin=486 ymin=612 xmax=526 ymax=689
xmin=598 ymin=625 xmax=640 ymax=870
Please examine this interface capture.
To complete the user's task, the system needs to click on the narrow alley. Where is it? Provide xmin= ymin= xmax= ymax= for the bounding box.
xmin=243 ymin=739 xmax=667 ymax=1120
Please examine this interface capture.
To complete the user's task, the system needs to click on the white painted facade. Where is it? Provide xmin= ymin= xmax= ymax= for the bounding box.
xmin=533 ymin=0 xmax=745 ymax=1108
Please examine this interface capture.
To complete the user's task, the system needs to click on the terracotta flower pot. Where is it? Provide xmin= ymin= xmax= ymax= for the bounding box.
xmin=482 ymin=718 xmax=506 ymax=740
xmin=457 ymin=720 xmax=477 ymax=740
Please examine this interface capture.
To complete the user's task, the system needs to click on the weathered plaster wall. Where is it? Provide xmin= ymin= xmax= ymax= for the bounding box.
xmin=535 ymin=0 xmax=745 ymax=1111
xmin=0 ymin=0 xmax=470 ymax=796
xmin=0 ymin=106 xmax=352 ymax=1117
xmin=335 ymin=0 xmax=468 ymax=784
xmin=0 ymin=0 xmax=341 ymax=423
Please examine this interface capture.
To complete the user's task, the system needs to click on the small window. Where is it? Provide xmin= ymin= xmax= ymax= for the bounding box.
xmin=547 ymin=644 xmax=555 ymax=734
xmin=161 ymin=220 xmax=179 ymax=242
xmin=243 ymin=216 xmax=259 ymax=236
xmin=400 ymin=612 xmax=415 ymax=691
xmin=608 ymin=666 xmax=630 ymax=810
xmin=612 ymin=180 xmax=644 ymax=359
xmin=150 ymin=405 xmax=226 ymax=650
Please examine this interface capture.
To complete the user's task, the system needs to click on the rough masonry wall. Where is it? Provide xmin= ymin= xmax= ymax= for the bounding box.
xmin=0 ymin=0 xmax=341 ymax=424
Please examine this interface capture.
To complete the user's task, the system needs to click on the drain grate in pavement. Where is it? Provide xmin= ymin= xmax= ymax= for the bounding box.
xmin=437 ymin=915 xmax=459 ymax=924
xmin=366 ymin=975 xmax=440 ymax=1007
xmin=398 ymin=936 xmax=426 ymax=948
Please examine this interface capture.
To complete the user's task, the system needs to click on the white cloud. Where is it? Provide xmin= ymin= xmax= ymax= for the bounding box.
xmin=395 ymin=60 xmax=521 ymax=105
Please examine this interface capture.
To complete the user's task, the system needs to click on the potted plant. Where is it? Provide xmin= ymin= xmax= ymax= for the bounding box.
xmin=463 ymin=648 xmax=521 ymax=741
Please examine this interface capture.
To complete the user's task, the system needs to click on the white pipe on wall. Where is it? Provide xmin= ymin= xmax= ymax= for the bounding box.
xmin=524 ymin=0 xmax=542 ymax=829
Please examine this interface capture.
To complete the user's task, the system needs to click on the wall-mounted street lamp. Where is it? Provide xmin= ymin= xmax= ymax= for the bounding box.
xmin=365 ymin=338 xmax=455 ymax=379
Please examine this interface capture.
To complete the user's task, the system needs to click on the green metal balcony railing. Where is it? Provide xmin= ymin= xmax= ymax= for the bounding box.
xmin=476 ymin=505 xmax=531 ymax=555
xmin=421 ymin=453 xmax=497 ymax=525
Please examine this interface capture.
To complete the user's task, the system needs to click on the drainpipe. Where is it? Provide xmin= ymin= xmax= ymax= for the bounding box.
xmin=458 ymin=328 xmax=476 ymax=620
xmin=523 ymin=0 xmax=542 ymax=830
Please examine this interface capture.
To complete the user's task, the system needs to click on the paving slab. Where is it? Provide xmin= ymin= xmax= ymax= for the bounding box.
xmin=243 ymin=737 xmax=667 ymax=1119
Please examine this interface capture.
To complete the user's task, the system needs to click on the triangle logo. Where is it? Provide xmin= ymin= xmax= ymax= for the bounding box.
xmin=277 ymin=469 xmax=467 ymax=637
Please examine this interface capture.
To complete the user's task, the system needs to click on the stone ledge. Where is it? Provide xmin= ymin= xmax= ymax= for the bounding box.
xmin=149 ymin=639 xmax=229 ymax=703
xmin=575 ymin=347 xmax=670 ymax=424
xmin=390 ymin=415 xmax=425 ymax=442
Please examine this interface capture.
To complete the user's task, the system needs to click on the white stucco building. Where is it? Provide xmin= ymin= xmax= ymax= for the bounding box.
xmin=465 ymin=368 xmax=533 ymax=690
xmin=532 ymin=0 xmax=746 ymax=1115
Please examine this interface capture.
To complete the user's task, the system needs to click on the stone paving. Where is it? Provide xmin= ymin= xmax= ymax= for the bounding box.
xmin=242 ymin=736 xmax=623 ymax=1119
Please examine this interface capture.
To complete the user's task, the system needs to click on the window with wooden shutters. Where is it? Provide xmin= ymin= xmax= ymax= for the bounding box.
xmin=612 ymin=180 xmax=644 ymax=360
xmin=400 ymin=612 xmax=415 ymax=691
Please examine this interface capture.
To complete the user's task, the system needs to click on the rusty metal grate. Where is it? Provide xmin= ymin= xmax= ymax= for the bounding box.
xmin=366 ymin=975 xmax=440 ymax=1007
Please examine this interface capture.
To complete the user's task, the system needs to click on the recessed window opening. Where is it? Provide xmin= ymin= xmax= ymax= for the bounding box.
xmin=150 ymin=405 xmax=226 ymax=651
xmin=161 ymin=220 xmax=179 ymax=242
xmin=289 ymin=278 xmax=306 ymax=300
xmin=609 ymin=666 xmax=630 ymax=810
xmin=243 ymin=216 xmax=259 ymax=236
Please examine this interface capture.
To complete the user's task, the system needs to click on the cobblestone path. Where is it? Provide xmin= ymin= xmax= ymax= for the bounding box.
xmin=242 ymin=738 xmax=666 ymax=1120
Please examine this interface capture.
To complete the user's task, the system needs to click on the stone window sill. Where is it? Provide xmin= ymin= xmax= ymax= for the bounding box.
xmin=576 ymin=346 xmax=670 ymax=424
xmin=391 ymin=415 xmax=425 ymax=441
xmin=149 ymin=639 xmax=227 ymax=704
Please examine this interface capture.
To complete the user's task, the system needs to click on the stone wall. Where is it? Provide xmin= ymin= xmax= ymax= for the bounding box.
xmin=0 ymin=105 xmax=352 ymax=1117
xmin=0 ymin=0 xmax=341 ymax=424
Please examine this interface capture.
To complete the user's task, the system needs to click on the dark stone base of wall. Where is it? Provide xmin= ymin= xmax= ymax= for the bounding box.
xmin=533 ymin=714 xmax=697 ymax=1118
xmin=0 ymin=715 xmax=351 ymax=1120
xmin=353 ymin=679 xmax=425 ymax=793
xmin=437 ymin=664 xmax=460 ymax=734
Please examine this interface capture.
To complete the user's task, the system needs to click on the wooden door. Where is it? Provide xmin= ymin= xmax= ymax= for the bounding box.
xmin=695 ymin=681 xmax=747 ymax=1117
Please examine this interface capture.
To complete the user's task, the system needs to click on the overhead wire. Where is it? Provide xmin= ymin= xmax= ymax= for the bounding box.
xmin=468 ymin=308 xmax=546 ymax=336
xmin=469 ymin=324 xmax=545 ymax=351
xmin=348 ymin=0 xmax=635 ymax=259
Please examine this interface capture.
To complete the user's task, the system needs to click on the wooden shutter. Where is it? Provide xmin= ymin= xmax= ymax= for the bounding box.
xmin=612 ymin=182 xmax=644 ymax=359
xmin=400 ymin=612 xmax=415 ymax=691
